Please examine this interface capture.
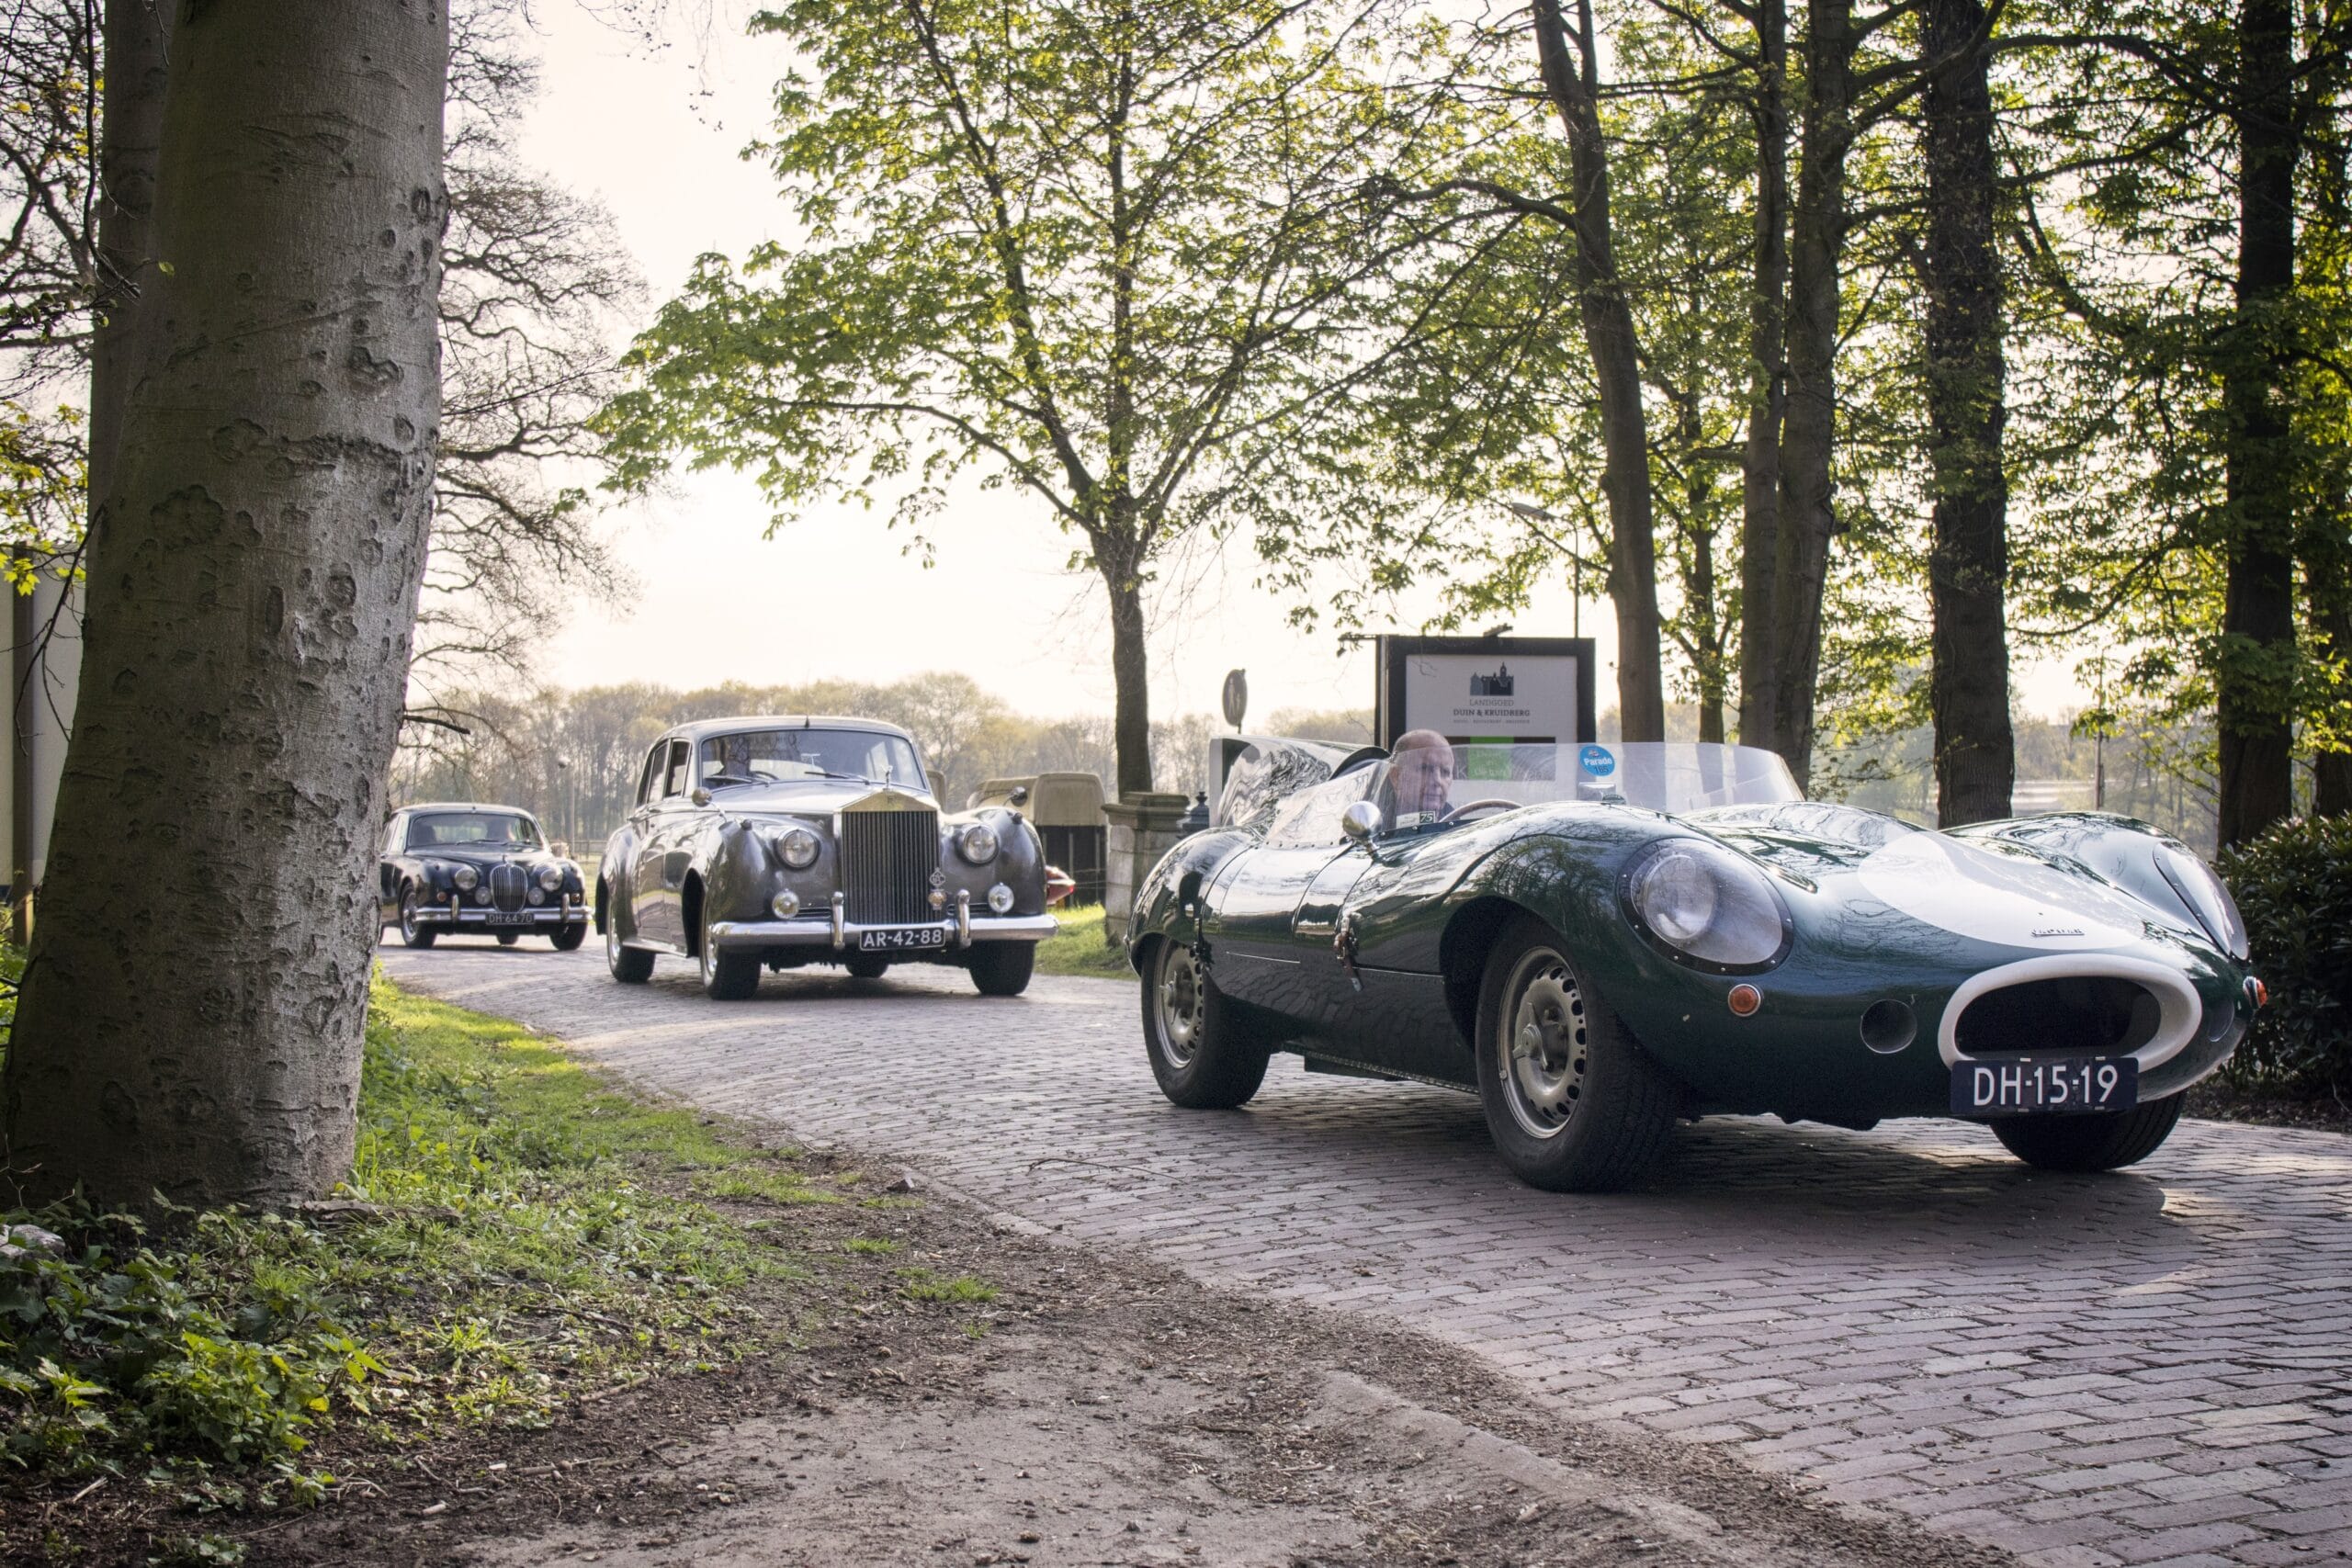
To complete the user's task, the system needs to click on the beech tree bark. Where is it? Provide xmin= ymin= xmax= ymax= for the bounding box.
xmin=1736 ymin=0 xmax=1790 ymax=754
xmin=1532 ymin=0 xmax=1667 ymax=743
xmin=1 ymin=1 xmax=447 ymax=1210
xmin=1761 ymin=0 xmax=1855 ymax=784
xmin=1920 ymin=0 xmax=2015 ymax=827
xmin=86 ymin=0 xmax=173 ymax=506
xmin=2217 ymin=0 xmax=2299 ymax=845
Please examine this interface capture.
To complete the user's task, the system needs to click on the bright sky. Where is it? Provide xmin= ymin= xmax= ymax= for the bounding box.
xmin=516 ymin=8 xmax=2087 ymax=727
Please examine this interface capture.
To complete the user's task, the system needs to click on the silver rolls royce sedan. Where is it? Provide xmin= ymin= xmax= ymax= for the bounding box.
xmin=596 ymin=716 xmax=1057 ymax=998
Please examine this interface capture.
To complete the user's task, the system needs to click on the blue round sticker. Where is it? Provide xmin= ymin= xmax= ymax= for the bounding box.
xmin=1579 ymin=744 xmax=1616 ymax=777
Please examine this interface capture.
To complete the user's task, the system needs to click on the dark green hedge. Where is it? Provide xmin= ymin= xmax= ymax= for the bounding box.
xmin=2218 ymin=814 xmax=2352 ymax=1096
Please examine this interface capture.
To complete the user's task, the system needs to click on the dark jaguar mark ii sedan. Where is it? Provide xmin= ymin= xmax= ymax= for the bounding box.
xmin=1128 ymin=737 xmax=2263 ymax=1193
xmin=380 ymin=803 xmax=588 ymax=950
xmin=597 ymin=716 xmax=1056 ymax=999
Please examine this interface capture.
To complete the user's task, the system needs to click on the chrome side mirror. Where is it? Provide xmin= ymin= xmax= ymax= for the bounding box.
xmin=1009 ymin=784 xmax=1030 ymax=807
xmin=1340 ymin=801 xmax=1384 ymax=842
xmin=690 ymin=787 xmax=712 ymax=807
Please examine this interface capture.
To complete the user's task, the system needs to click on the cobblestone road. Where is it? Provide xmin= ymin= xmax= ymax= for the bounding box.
xmin=380 ymin=938 xmax=2352 ymax=1568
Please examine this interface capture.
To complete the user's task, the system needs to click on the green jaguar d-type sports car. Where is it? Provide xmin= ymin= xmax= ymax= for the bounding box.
xmin=1126 ymin=737 xmax=2262 ymax=1192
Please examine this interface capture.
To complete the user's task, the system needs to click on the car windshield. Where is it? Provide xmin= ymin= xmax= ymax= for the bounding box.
xmin=407 ymin=811 xmax=538 ymax=849
xmin=1378 ymin=741 xmax=1802 ymax=829
xmin=699 ymin=728 xmax=925 ymax=790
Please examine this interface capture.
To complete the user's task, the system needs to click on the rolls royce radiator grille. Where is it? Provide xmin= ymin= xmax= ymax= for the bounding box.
xmin=488 ymin=863 xmax=528 ymax=912
xmin=842 ymin=808 xmax=938 ymax=925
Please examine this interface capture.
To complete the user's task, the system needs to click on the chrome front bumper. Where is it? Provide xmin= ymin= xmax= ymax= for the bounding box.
xmin=415 ymin=898 xmax=584 ymax=928
xmin=705 ymin=911 xmax=1056 ymax=952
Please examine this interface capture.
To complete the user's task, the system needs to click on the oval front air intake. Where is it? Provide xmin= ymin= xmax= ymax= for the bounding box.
xmin=488 ymin=863 xmax=529 ymax=912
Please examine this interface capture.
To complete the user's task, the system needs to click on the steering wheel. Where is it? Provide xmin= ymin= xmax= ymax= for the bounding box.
xmin=1439 ymin=797 xmax=1521 ymax=823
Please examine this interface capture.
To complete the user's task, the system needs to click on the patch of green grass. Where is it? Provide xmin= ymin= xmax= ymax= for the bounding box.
xmin=842 ymin=1237 xmax=899 ymax=1256
xmin=1031 ymin=905 xmax=1134 ymax=979
xmin=0 ymin=973 xmax=819 ymax=1506
xmin=896 ymin=1269 xmax=999 ymax=1304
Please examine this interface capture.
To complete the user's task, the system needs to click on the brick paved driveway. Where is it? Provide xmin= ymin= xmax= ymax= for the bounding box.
xmin=380 ymin=939 xmax=2352 ymax=1568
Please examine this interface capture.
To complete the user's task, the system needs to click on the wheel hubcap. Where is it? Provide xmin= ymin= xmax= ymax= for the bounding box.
xmin=401 ymin=899 xmax=417 ymax=939
xmin=1157 ymin=946 xmax=1206 ymax=1067
xmin=1500 ymin=949 xmax=1588 ymax=1140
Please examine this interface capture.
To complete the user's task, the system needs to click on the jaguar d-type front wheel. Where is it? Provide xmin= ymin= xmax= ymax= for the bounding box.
xmin=1990 ymin=1092 xmax=2183 ymax=1173
xmin=1474 ymin=917 xmax=1679 ymax=1192
xmin=1141 ymin=938 xmax=1267 ymax=1110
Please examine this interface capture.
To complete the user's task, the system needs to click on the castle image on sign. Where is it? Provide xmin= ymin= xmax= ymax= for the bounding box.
xmin=1468 ymin=663 xmax=1516 ymax=697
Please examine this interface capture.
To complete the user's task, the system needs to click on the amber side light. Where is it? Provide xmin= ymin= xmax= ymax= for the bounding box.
xmin=1727 ymin=984 xmax=1762 ymax=1017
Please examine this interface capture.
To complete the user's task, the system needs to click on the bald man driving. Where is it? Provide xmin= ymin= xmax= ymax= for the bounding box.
xmin=1387 ymin=729 xmax=1456 ymax=824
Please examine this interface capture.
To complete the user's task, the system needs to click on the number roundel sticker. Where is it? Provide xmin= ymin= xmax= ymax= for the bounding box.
xmin=1579 ymin=744 xmax=1616 ymax=778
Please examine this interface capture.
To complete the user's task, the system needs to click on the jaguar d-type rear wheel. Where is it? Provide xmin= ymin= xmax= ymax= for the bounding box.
xmin=1991 ymin=1092 xmax=2183 ymax=1173
xmin=1142 ymin=938 xmax=1267 ymax=1110
xmin=1474 ymin=916 xmax=1678 ymax=1192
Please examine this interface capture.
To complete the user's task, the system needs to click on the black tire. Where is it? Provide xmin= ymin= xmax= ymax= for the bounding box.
xmin=698 ymin=907 xmax=761 ymax=1000
xmin=605 ymin=893 xmax=654 ymax=984
xmin=398 ymin=888 xmax=437 ymax=950
xmin=1991 ymin=1092 xmax=2183 ymax=1172
xmin=1473 ymin=916 xmax=1678 ymax=1192
xmin=968 ymin=942 xmax=1035 ymax=998
xmin=495 ymin=931 xmax=521 ymax=947
xmin=1141 ymin=937 xmax=1268 ymax=1109
xmin=550 ymin=921 xmax=587 ymax=952
xmin=842 ymin=953 xmax=890 ymax=980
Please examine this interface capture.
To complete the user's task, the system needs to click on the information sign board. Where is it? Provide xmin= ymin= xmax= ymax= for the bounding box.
xmin=1376 ymin=636 xmax=1595 ymax=750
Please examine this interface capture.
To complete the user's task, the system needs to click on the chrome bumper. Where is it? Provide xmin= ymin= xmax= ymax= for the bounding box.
xmin=416 ymin=899 xmax=584 ymax=927
xmin=705 ymin=912 xmax=1057 ymax=952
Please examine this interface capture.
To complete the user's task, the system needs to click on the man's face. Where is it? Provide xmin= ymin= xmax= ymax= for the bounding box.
xmin=1396 ymin=744 xmax=1454 ymax=818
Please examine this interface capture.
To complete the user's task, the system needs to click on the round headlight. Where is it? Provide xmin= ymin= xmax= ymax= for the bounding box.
xmin=452 ymin=864 xmax=480 ymax=891
xmin=527 ymin=886 xmax=546 ymax=906
xmin=772 ymin=827 xmax=820 ymax=871
xmin=771 ymin=889 xmax=801 ymax=919
xmin=987 ymin=882 xmax=1015 ymax=914
xmin=537 ymin=864 xmax=564 ymax=892
xmin=956 ymin=822 xmax=999 ymax=865
xmin=2158 ymin=847 xmax=2249 ymax=959
xmin=1625 ymin=839 xmax=1789 ymax=970
xmin=472 ymin=887 xmax=492 ymax=906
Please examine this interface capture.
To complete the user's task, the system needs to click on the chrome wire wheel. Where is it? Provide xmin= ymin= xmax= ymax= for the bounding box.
xmin=401 ymin=893 xmax=421 ymax=942
xmin=605 ymin=910 xmax=623 ymax=963
xmin=1498 ymin=945 xmax=1589 ymax=1140
xmin=1154 ymin=942 xmax=1208 ymax=1069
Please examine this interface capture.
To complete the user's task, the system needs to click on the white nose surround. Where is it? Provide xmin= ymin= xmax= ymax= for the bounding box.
xmin=1937 ymin=953 xmax=2203 ymax=1071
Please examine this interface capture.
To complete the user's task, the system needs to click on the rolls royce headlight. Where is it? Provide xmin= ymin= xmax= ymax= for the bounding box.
xmin=956 ymin=822 xmax=999 ymax=865
xmin=772 ymin=827 xmax=820 ymax=871
xmin=537 ymin=864 xmax=563 ymax=892
xmin=987 ymin=882 xmax=1015 ymax=914
xmin=452 ymin=864 xmax=480 ymax=891
xmin=771 ymin=889 xmax=801 ymax=919
xmin=1625 ymin=839 xmax=1789 ymax=970
xmin=2159 ymin=847 xmax=2250 ymax=959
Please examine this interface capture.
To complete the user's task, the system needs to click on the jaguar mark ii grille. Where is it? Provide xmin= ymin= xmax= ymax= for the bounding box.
xmin=842 ymin=807 xmax=939 ymax=926
xmin=488 ymin=863 xmax=528 ymax=912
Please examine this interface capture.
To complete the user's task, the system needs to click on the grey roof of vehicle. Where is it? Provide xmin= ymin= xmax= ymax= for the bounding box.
xmin=662 ymin=715 xmax=917 ymax=743
xmin=395 ymin=802 xmax=542 ymax=818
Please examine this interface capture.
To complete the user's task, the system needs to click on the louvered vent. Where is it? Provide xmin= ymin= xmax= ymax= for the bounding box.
xmin=842 ymin=807 xmax=938 ymax=925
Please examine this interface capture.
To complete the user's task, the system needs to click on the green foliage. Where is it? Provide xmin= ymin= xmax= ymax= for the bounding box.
xmin=2219 ymin=815 xmax=2352 ymax=1094
xmin=896 ymin=1269 xmax=999 ymax=1304
xmin=0 ymin=975 xmax=801 ymax=1497
xmin=1033 ymin=904 xmax=1133 ymax=978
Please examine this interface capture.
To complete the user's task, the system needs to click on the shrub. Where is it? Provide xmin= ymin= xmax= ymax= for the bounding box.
xmin=2218 ymin=814 xmax=2352 ymax=1095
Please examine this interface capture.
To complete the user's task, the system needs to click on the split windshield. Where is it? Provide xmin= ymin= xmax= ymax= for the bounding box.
xmin=698 ymin=728 xmax=925 ymax=790
xmin=407 ymin=811 xmax=539 ymax=849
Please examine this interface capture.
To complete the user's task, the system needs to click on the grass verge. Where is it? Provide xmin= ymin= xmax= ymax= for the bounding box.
xmin=1030 ymin=904 xmax=1134 ymax=979
xmin=0 ymin=973 xmax=992 ymax=1562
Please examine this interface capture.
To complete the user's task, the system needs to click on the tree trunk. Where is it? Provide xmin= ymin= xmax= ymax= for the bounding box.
xmin=1763 ymin=0 xmax=1854 ymax=786
xmin=2217 ymin=0 xmax=2299 ymax=846
xmin=2311 ymin=529 xmax=2352 ymax=815
xmin=1100 ymin=542 xmax=1153 ymax=796
xmin=1532 ymin=0 xmax=1665 ymax=743
xmin=1921 ymin=0 xmax=2015 ymax=828
xmin=88 ymin=0 xmax=175 ymax=505
xmin=2 ymin=2 xmax=447 ymax=1211
xmin=1737 ymin=0 xmax=1789 ymax=753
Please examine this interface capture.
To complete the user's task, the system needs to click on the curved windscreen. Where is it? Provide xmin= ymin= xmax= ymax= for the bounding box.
xmin=1379 ymin=741 xmax=1801 ymax=828
xmin=1216 ymin=737 xmax=1362 ymax=831
xmin=408 ymin=810 xmax=539 ymax=849
xmin=699 ymin=728 xmax=925 ymax=791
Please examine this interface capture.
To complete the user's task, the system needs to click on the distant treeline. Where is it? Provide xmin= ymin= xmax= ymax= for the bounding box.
xmin=392 ymin=676 xmax=2217 ymax=854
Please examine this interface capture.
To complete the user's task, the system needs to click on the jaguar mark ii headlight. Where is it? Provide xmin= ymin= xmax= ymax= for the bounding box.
xmin=987 ymin=882 xmax=1015 ymax=914
xmin=772 ymin=827 xmax=821 ymax=871
xmin=2157 ymin=847 xmax=2249 ymax=959
xmin=1624 ymin=839 xmax=1790 ymax=971
xmin=956 ymin=822 xmax=999 ymax=865
xmin=537 ymin=864 xmax=564 ymax=893
xmin=472 ymin=887 xmax=492 ymax=906
xmin=771 ymin=889 xmax=801 ymax=919
xmin=452 ymin=864 xmax=480 ymax=891
xmin=527 ymin=887 xmax=546 ymax=906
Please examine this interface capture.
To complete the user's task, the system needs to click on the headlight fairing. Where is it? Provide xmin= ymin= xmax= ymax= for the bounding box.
xmin=452 ymin=864 xmax=480 ymax=892
xmin=770 ymin=826 xmax=821 ymax=871
xmin=2157 ymin=847 xmax=2250 ymax=959
xmin=956 ymin=822 xmax=1000 ymax=865
xmin=1622 ymin=838 xmax=1792 ymax=972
